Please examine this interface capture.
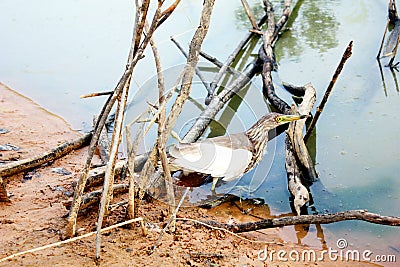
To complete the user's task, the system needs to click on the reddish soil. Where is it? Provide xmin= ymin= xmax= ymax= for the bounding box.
xmin=0 ymin=83 xmax=380 ymax=266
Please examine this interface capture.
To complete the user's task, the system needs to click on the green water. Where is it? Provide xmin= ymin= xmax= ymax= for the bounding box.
xmin=0 ymin=0 xmax=398 ymax=264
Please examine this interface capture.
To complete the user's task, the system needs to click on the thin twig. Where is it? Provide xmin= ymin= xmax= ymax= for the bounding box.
xmin=241 ymin=0 xmax=260 ymax=30
xmin=157 ymin=0 xmax=181 ymax=28
xmin=170 ymin=36 xmax=212 ymax=95
xmin=207 ymin=13 xmax=268 ymax=101
xmin=377 ymin=19 xmax=390 ymax=59
xmin=126 ymin=111 xmax=148 ymax=223
xmin=96 ymin=72 xmax=131 ymax=260
xmin=66 ymin=0 xmax=172 ymax=239
xmin=0 ymin=218 xmax=144 ymax=264
xmin=149 ymin=19 xmax=177 ymax=232
xmin=80 ymin=91 xmax=113 ymax=99
xmin=176 ymin=218 xmax=282 ymax=245
xmin=304 ymin=41 xmax=353 ymax=142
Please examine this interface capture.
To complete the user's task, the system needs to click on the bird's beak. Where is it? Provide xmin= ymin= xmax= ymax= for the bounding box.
xmin=278 ymin=114 xmax=309 ymax=123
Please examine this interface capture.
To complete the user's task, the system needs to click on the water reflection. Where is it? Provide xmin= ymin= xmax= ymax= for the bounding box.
xmin=276 ymin=0 xmax=339 ymax=59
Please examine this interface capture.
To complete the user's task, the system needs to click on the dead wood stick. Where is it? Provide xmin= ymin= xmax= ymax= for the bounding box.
xmin=260 ymin=0 xmax=293 ymax=115
xmin=388 ymin=30 xmax=400 ymax=66
xmin=170 ymin=36 xmax=212 ymax=96
xmin=80 ymin=91 xmax=113 ymax=99
xmin=0 ymin=133 xmax=91 ymax=178
xmin=198 ymin=210 xmax=400 ymax=233
xmin=96 ymin=77 xmax=130 ymax=259
xmin=63 ymin=184 xmax=129 ymax=211
xmin=286 ymin=84 xmax=318 ymax=183
xmin=207 ymin=13 xmax=268 ymax=100
xmin=93 ymin=115 xmax=110 ymax=164
xmin=66 ymin=0 xmax=170 ymax=239
xmin=95 ymin=0 xmax=168 ymax=257
xmin=151 ymin=28 xmax=176 ymax=232
xmin=125 ymin=110 xmax=151 ymax=223
xmin=285 ymin=138 xmax=308 ymax=216
xmin=285 ymin=84 xmax=316 ymax=215
xmin=157 ymin=0 xmax=181 ymax=28
xmin=377 ymin=19 xmax=390 ymax=59
xmin=241 ymin=0 xmax=260 ymax=30
xmin=158 ymin=0 xmax=214 ymax=226
xmin=177 ymin=218 xmax=281 ymax=245
xmin=273 ymin=0 xmax=292 ymax=42
xmin=389 ymin=0 xmax=399 ymax=24
xmin=138 ymin=0 xmax=215 ymax=195
xmin=304 ymin=41 xmax=353 ymax=142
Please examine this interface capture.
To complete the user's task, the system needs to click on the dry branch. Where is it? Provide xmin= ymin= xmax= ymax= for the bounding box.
xmin=304 ymin=41 xmax=353 ymax=142
xmin=151 ymin=24 xmax=176 ymax=231
xmin=66 ymin=0 xmax=181 ymax=240
xmin=286 ymin=84 xmax=318 ymax=183
xmin=206 ymin=13 xmax=268 ymax=102
xmin=170 ymin=36 xmax=211 ymax=95
xmin=96 ymin=76 xmax=130 ymax=259
xmin=197 ymin=210 xmax=400 ymax=233
xmin=241 ymin=0 xmax=260 ymax=30
xmin=0 ymin=133 xmax=91 ymax=178
xmin=285 ymin=84 xmax=316 ymax=215
xmin=93 ymin=115 xmax=110 ymax=164
xmin=136 ymin=0 xmax=215 ymax=204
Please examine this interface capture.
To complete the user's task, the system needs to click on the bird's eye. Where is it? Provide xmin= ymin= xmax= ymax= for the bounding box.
xmin=275 ymin=116 xmax=283 ymax=123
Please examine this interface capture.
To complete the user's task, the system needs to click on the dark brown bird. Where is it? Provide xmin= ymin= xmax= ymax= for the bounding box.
xmin=168 ymin=112 xmax=307 ymax=191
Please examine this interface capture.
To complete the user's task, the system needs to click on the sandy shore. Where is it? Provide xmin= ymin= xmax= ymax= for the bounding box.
xmin=0 ymin=82 xmax=380 ymax=266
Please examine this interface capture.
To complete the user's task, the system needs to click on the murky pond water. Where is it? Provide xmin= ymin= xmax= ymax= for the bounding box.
xmin=1 ymin=0 xmax=399 ymax=264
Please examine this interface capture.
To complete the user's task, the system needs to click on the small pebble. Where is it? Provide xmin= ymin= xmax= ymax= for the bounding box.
xmin=23 ymin=170 xmax=40 ymax=182
xmin=0 ymin=143 xmax=20 ymax=151
xmin=0 ymin=128 xmax=9 ymax=134
xmin=51 ymin=167 xmax=72 ymax=176
xmin=64 ymin=191 xmax=73 ymax=197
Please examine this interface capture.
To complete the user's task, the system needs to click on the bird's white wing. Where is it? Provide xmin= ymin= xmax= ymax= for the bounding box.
xmin=169 ymin=139 xmax=252 ymax=180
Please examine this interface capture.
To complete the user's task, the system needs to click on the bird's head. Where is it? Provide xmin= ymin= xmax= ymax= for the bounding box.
xmin=246 ymin=112 xmax=309 ymax=137
xmin=272 ymin=113 xmax=309 ymax=126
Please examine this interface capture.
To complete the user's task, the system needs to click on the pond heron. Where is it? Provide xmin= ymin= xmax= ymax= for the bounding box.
xmin=169 ymin=112 xmax=308 ymax=191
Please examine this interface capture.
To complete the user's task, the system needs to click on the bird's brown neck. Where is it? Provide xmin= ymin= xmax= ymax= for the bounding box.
xmin=245 ymin=117 xmax=270 ymax=170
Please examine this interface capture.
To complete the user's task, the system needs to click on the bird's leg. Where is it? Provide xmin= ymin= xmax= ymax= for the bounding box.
xmin=211 ymin=177 xmax=219 ymax=192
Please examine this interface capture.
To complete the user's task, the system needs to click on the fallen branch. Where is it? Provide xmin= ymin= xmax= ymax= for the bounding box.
xmin=0 ymin=133 xmax=92 ymax=178
xmin=63 ymin=184 xmax=129 ymax=211
xmin=197 ymin=210 xmax=400 ymax=233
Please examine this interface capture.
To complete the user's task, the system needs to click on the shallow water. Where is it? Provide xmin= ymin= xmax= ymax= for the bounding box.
xmin=1 ymin=0 xmax=399 ymax=264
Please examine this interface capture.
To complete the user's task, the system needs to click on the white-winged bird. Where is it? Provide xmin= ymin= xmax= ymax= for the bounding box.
xmin=168 ymin=112 xmax=308 ymax=192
